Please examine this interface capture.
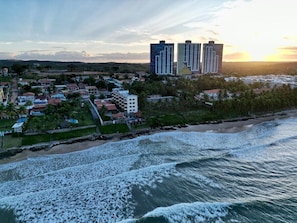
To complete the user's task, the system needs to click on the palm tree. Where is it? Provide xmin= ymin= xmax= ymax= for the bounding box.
xmin=5 ymin=103 xmax=16 ymax=118
xmin=18 ymin=106 xmax=27 ymax=117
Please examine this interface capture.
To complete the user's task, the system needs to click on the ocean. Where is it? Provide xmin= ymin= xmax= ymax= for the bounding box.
xmin=0 ymin=117 xmax=297 ymax=223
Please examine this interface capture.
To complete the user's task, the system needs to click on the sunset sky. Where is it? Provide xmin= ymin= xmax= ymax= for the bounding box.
xmin=0 ymin=0 xmax=296 ymax=63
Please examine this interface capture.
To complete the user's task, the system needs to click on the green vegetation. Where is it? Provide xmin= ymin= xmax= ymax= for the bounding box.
xmin=25 ymin=99 xmax=93 ymax=132
xmin=125 ymin=74 xmax=297 ymax=128
xmin=2 ymin=60 xmax=297 ymax=150
xmin=99 ymin=124 xmax=130 ymax=134
xmin=21 ymin=127 xmax=96 ymax=146
xmin=1 ymin=135 xmax=22 ymax=148
xmin=0 ymin=60 xmax=150 ymax=74
xmin=0 ymin=119 xmax=16 ymax=131
xmin=222 ymin=61 xmax=297 ymax=76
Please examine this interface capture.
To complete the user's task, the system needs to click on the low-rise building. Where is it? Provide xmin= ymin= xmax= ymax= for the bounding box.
xmin=85 ymin=86 xmax=99 ymax=96
xmin=18 ymin=92 xmax=35 ymax=106
xmin=147 ymin=95 xmax=175 ymax=103
xmin=94 ymin=99 xmax=118 ymax=114
xmin=18 ymin=78 xmax=36 ymax=86
xmin=66 ymin=83 xmax=79 ymax=92
xmin=51 ymin=93 xmax=67 ymax=101
xmin=33 ymin=96 xmax=48 ymax=113
xmin=38 ymin=78 xmax=56 ymax=86
xmin=112 ymin=89 xmax=138 ymax=114
xmin=196 ymin=89 xmax=233 ymax=102
xmin=55 ymin=85 xmax=67 ymax=92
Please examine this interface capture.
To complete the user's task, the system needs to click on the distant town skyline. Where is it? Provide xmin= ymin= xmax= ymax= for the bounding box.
xmin=0 ymin=0 xmax=296 ymax=63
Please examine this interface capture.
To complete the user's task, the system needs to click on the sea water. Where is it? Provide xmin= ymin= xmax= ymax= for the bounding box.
xmin=0 ymin=117 xmax=297 ymax=223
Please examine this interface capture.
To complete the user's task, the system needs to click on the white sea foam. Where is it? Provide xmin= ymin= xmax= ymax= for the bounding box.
xmin=1 ymin=117 xmax=296 ymax=222
xmin=0 ymin=155 xmax=180 ymax=222
xmin=143 ymin=201 xmax=229 ymax=223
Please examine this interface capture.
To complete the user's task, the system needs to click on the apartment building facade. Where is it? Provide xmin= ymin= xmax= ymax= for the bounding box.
xmin=112 ymin=89 xmax=138 ymax=114
xmin=202 ymin=41 xmax=224 ymax=74
xmin=150 ymin=40 xmax=174 ymax=75
xmin=177 ymin=40 xmax=201 ymax=75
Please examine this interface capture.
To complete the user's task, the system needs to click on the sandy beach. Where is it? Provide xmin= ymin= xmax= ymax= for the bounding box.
xmin=1 ymin=110 xmax=297 ymax=165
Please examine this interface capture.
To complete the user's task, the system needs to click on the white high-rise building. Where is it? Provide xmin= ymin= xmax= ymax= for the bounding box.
xmin=177 ymin=40 xmax=201 ymax=75
xmin=202 ymin=41 xmax=223 ymax=74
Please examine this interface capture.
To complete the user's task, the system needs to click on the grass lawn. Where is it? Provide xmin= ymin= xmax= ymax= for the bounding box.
xmin=0 ymin=135 xmax=22 ymax=149
xmin=145 ymin=109 xmax=223 ymax=127
xmin=25 ymin=106 xmax=94 ymax=132
xmin=99 ymin=124 xmax=130 ymax=134
xmin=0 ymin=119 xmax=16 ymax=131
xmin=70 ymin=108 xmax=94 ymax=126
xmin=21 ymin=127 xmax=97 ymax=146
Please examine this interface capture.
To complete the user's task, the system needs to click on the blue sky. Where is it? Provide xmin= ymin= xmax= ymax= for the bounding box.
xmin=0 ymin=0 xmax=296 ymax=62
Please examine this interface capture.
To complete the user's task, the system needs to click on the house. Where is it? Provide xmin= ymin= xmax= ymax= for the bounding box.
xmin=51 ymin=93 xmax=67 ymax=101
xmin=32 ymin=95 xmax=48 ymax=114
xmin=112 ymin=112 xmax=125 ymax=120
xmin=77 ymin=89 xmax=90 ymax=100
xmin=94 ymin=99 xmax=118 ymax=114
xmin=12 ymin=117 xmax=27 ymax=133
xmin=85 ymin=86 xmax=99 ymax=96
xmin=18 ymin=78 xmax=36 ymax=86
xmin=38 ymin=78 xmax=56 ymax=86
xmin=147 ymin=95 xmax=174 ymax=103
xmin=48 ymin=98 xmax=62 ymax=106
xmin=55 ymin=85 xmax=67 ymax=92
xmin=201 ymin=89 xmax=221 ymax=101
xmin=66 ymin=83 xmax=79 ymax=92
xmin=78 ymin=83 xmax=86 ymax=89
xmin=197 ymin=89 xmax=232 ymax=101
xmin=34 ymin=95 xmax=48 ymax=105
xmin=18 ymin=92 xmax=35 ymax=106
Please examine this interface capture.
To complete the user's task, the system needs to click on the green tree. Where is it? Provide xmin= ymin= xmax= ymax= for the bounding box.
xmin=90 ymin=94 xmax=95 ymax=102
xmin=5 ymin=103 xmax=16 ymax=117
xmin=18 ymin=106 xmax=27 ymax=116
xmin=11 ymin=64 xmax=26 ymax=75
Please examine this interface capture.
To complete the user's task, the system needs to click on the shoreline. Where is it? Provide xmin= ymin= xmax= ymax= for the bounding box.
xmin=1 ymin=110 xmax=297 ymax=165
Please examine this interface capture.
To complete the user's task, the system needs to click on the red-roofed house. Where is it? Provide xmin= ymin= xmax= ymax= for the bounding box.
xmin=197 ymin=89 xmax=232 ymax=101
xmin=66 ymin=83 xmax=79 ymax=92
xmin=94 ymin=99 xmax=118 ymax=113
xmin=48 ymin=98 xmax=62 ymax=106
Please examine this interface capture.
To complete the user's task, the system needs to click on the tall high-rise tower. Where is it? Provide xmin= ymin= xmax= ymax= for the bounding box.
xmin=150 ymin=40 xmax=174 ymax=75
xmin=177 ymin=40 xmax=201 ymax=75
xmin=202 ymin=41 xmax=223 ymax=74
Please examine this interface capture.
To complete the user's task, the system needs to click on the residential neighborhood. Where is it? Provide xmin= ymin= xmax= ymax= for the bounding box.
xmin=1 ymin=62 xmax=297 ymax=149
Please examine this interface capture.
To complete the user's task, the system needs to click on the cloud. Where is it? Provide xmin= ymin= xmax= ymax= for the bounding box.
xmin=223 ymin=52 xmax=250 ymax=61
xmin=5 ymin=50 xmax=149 ymax=63
xmin=97 ymin=52 xmax=149 ymax=63
xmin=0 ymin=42 xmax=13 ymax=45
xmin=276 ymin=47 xmax=297 ymax=61
xmin=280 ymin=46 xmax=297 ymax=53
xmin=0 ymin=52 xmax=14 ymax=59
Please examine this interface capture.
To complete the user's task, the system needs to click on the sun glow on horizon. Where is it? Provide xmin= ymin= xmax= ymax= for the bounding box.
xmin=216 ymin=0 xmax=297 ymax=62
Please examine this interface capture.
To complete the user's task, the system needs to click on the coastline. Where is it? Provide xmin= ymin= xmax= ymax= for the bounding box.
xmin=1 ymin=109 xmax=297 ymax=165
